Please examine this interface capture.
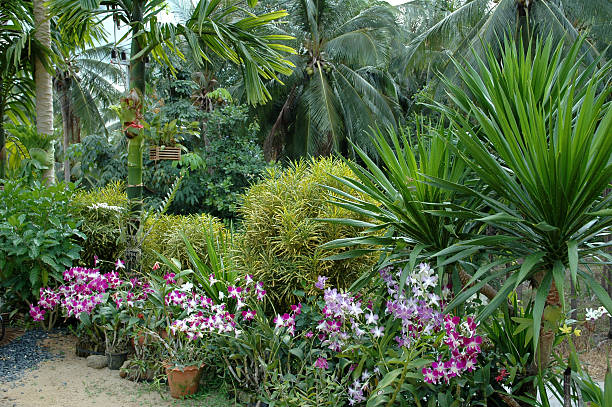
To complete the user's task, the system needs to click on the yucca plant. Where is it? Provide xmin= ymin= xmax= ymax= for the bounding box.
xmin=433 ymin=35 xmax=612 ymax=393
xmin=320 ymin=122 xmax=502 ymax=295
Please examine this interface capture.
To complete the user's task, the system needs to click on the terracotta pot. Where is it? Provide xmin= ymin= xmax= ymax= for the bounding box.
xmin=165 ymin=364 xmax=203 ymax=399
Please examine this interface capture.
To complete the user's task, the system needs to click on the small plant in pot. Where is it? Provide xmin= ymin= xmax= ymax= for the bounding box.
xmin=72 ymin=312 xmax=105 ymax=357
xmin=29 ymin=261 xmax=155 ymax=370
xmin=99 ymin=305 xmax=131 ymax=370
xmin=145 ymin=115 xmax=197 ymax=161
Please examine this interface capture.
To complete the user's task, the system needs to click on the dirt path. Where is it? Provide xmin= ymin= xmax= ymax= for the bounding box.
xmin=0 ymin=333 xmax=233 ymax=407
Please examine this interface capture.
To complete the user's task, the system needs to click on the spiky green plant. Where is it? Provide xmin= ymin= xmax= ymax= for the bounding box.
xmin=434 ymin=36 xmax=612 ymax=395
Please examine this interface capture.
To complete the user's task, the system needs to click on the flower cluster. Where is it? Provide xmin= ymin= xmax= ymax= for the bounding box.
xmin=88 ymin=202 xmax=123 ymax=212
xmin=347 ymin=369 xmax=377 ymax=405
xmin=308 ymin=263 xmax=482 ymax=403
xmin=30 ymin=263 xmax=152 ymax=321
xmin=421 ymin=314 xmax=481 ymax=385
xmin=166 ymin=273 xmax=266 ymax=342
xmin=315 ymin=287 xmax=365 ymax=351
xmin=274 ymin=302 xmax=302 ymax=335
xmin=585 ymin=306 xmax=610 ymax=322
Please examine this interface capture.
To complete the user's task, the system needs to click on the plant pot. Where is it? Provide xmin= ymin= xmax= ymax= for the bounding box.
xmin=76 ymin=345 xmax=105 ymax=358
xmin=149 ymin=146 xmax=181 ymax=161
xmin=75 ymin=339 xmax=105 ymax=358
xmin=107 ymin=351 xmax=128 ymax=370
xmin=165 ymin=364 xmax=203 ymax=399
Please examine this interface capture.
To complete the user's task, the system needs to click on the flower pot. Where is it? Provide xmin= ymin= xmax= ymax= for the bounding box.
xmin=76 ymin=345 xmax=105 ymax=358
xmin=165 ymin=364 xmax=203 ymax=399
xmin=75 ymin=339 xmax=105 ymax=358
xmin=107 ymin=351 xmax=128 ymax=370
xmin=149 ymin=146 xmax=181 ymax=161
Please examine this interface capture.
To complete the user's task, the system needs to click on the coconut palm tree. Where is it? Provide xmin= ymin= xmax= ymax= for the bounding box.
xmin=53 ymin=44 xmax=124 ymax=181
xmin=258 ymin=0 xmax=401 ymax=162
xmin=398 ymin=0 xmax=611 ymax=93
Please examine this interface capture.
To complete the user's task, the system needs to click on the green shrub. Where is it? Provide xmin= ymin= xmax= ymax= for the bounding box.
xmin=235 ymin=157 xmax=377 ymax=310
xmin=73 ymin=182 xmax=227 ymax=275
xmin=142 ymin=213 xmax=227 ymax=273
xmin=72 ymin=181 xmax=127 ymax=272
xmin=0 ymin=180 xmax=83 ymax=310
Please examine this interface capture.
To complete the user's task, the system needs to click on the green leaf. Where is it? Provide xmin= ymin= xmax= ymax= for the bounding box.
xmin=289 ymin=348 xmax=303 ymax=360
xmin=372 ymin=368 xmax=403 ymax=394
xmin=477 ymin=212 xmax=522 ymax=223
xmin=567 ymin=240 xmax=578 ymax=286
xmin=552 ymin=260 xmax=566 ymax=311
xmin=515 ymin=252 xmax=545 ymax=289
xmin=533 ymin=221 xmax=559 ymax=232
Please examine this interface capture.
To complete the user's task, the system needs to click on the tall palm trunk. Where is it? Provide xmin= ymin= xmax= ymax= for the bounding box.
xmin=125 ymin=0 xmax=146 ymax=272
xmin=33 ymin=0 xmax=54 ymax=184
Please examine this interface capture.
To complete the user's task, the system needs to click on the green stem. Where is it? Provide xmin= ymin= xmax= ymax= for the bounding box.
xmin=386 ymin=349 xmax=411 ymax=407
xmin=0 ymin=79 xmax=5 ymax=180
xmin=126 ymin=0 xmax=146 ymax=251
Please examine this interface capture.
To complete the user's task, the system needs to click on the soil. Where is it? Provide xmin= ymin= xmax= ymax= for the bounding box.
xmin=0 ymin=333 xmax=234 ymax=407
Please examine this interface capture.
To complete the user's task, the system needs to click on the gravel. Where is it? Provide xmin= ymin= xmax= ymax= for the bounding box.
xmin=0 ymin=329 xmax=62 ymax=384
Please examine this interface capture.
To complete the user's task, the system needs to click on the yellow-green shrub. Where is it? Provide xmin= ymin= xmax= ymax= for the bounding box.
xmin=235 ymin=157 xmax=378 ymax=310
xmin=142 ymin=213 xmax=226 ymax=272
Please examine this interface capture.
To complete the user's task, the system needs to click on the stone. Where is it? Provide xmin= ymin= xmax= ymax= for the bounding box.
xmin=119 ymin=360 xmax=130 ymax=378
xmin=86 ymin=355 xmax=107 ymax=369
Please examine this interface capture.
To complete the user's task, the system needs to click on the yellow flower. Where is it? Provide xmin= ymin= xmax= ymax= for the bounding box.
xmin=559 ymin=324 xmax=572 ymax=334
xmin=574 ymin=329 xmax=581 ymax=337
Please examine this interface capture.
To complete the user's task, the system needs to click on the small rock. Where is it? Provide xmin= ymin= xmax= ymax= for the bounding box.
xmin=86 ymin=355 xmax=107 ymax=369
xmin=119 ymin=360 xmax=130 ymax=378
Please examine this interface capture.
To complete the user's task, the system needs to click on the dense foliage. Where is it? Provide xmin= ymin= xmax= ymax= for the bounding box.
xmin=2 ymin=0 xmax=612 ymax=405
xmin=0 ymin=180 xmax=83 ymax=310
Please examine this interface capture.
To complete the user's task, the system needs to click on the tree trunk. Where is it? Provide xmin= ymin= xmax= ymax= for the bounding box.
xmin=125 ymin=0 xmax=146 ymax=273
xmin=264 ymin=85 xmax=297 ymax=161
xmin=55 ymin=73 xmax=73 ymax=183
xmin=34 ymin=0 xmax=54 ymax=184
xmin=530 ymin=273 xmax=562 ymax=375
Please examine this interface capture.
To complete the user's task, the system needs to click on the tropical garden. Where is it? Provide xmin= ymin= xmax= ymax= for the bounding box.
xmin=0 ymin=0 xmax=611 ymax=405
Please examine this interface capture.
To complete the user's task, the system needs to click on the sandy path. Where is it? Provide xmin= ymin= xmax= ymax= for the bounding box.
xmin=0 ymin=333 xmax=232 ymax=407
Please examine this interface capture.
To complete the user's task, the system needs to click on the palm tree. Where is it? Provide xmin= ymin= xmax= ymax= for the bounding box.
xmin=398 ymin=0 xmax=610 ymax=94
xmin=0 ymin=0 xmax=36 ymax=179
xmin=51 ymin=0 xmax=295 ymax=269
xmin=258 ymin=0 xmax=401 ymax=161
xmin=436 ymin=36 xmax=612 ymax=395
xmin=33 ymin=0 xmax=55 ymax=184
xmin=53 ymin=44 xmax=124 ymax=181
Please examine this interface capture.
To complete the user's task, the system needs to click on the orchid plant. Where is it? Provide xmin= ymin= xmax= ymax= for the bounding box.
xmin=145 ymin=269 xmax=266 ymax=370
xmin=271 ymin=263 xmax=483 ymax=406
xmin=30 ymin=260 xmax=154 ymax=353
